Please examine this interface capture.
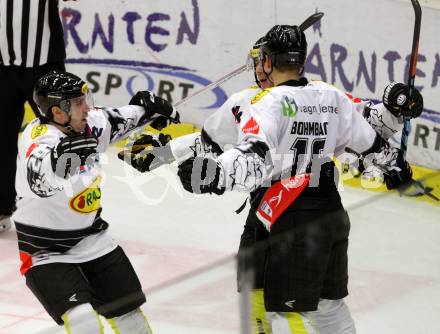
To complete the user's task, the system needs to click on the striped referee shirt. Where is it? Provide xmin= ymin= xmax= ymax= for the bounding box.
xmin=0 ymin=0 xmax=66 ymax=67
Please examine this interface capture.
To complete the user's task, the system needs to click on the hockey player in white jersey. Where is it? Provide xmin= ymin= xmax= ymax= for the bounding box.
xmin=174 ymin=25 xmax=423 ymax=334
xmin=12 ymin=70 xmax=178 ymax=333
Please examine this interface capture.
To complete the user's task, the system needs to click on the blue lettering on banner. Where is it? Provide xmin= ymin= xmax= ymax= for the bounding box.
xmin=145 ymin=13 xmax=170 ymax=52
xmin=432 ymin=54 xmax=440 ymax=87
xmin=61 ymin=1 xmax=200 ymax=53
xmin=92 ymin=13 xmax=114 ymax=52
xmin=357 ymin=50 xmax=376 ymax=93
xmin=176 ymin=0 xmax=200 ymax=45
xmin=122 ymin=12 xmax=141 ymax=44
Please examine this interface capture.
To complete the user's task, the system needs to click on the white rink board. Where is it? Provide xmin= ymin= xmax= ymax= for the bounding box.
xmin=60 ymin=0 xmax=440 ymax=170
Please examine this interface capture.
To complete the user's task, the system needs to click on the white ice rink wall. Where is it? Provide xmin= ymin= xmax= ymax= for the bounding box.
xmin=60 ymin=0 xmax=440 ymax=171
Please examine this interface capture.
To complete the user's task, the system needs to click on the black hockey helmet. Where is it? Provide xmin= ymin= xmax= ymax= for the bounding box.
xmin=33 ymin=70 xmax=91 ymax=119
xmin=260 ymin=24 xmax=307 ymax=68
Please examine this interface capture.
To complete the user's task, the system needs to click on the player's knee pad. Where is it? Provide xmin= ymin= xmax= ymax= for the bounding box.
xmin=107 ymin=308 xmax=153 ymax=334
xmin=62 ymin=303 xmax=104 ymax=334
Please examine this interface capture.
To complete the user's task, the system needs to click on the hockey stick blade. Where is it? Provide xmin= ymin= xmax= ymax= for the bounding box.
xmin=398 ymin=178 xmax=440 ymax=201
xmin=299 ymin=12 xmax=324 ymax=32
xmin=400 ymin=0 xmax=422 ymax=158
xmin=174 ymin=64 xmax=247 ymax=108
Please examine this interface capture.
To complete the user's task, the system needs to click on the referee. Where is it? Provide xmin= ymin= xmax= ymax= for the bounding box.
xmin=0 ymin=0 xmax=75 ymax=232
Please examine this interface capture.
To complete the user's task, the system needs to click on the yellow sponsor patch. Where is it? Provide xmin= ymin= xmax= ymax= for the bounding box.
xmin=251 ymin=89 xmax=270 ymax=104
xmin=69 ymin=177 xmax=102 ymax=214
xmin=31 ymin=124 xmax=47 ymax=139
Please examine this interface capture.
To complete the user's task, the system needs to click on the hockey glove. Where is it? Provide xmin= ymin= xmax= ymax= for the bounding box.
xmin=130 ymin=91 xmax=180 ymax=130
xmin=118 ymin=133 xmax=174 ymax=172
xmin=51 ymin=133 xmax=98 ymax=178
xmin=177 ymin=156 xmax=225 ymax=195
xmin=382 ymin=82 xmax=423 ymax=118
xmin=382 ymin=150 xmax=413 ymax=190
xmin=363 ymin=146 xmax=412 ymax=190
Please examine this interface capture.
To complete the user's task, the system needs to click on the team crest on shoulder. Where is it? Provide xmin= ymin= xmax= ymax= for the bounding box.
xmin=251 ymin=89 xmax=270 ymax=104
xmin=31 ymin=124 xmax=47 ymax=139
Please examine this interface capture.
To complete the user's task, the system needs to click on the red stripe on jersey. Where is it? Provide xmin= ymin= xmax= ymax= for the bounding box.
xmin=19 ymin=251 xmax=33 ymax=275
xmin=25 ymin=143 xmax=38 ymax=158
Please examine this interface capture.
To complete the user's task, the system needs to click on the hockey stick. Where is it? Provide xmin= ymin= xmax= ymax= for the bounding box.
xmin=400 ymin=0 xmax=422 ymax=157
xmin=175 ymin=65 xmax=248 ymax=108
xmin=395 ymin=1 xmax=433 ymax=199
xmin=299 ymin=11 xmax=324 ymax=31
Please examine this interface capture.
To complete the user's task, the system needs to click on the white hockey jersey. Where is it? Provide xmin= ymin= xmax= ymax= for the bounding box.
xmin=13 ymin=105 xmax=146 ymax=274
xmin=169 ymin=83 xmax=401 ymax=168
xmin=215 ymin=80 xmax=392 ymax=192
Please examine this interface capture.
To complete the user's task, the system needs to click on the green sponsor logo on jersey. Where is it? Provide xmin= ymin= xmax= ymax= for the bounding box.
xmin=281 ymin=96 xmax=297 ymax=118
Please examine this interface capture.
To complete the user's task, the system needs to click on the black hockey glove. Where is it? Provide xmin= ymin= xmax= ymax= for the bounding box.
xmin=382 ymin=82 xmax=423 ymax=118
xmin=118 ymin=133 xmax=174 ymax=172
xmin=129 ymin=91 xmax=180 ymax=130
xmin=177 ymin=156 xmax=225 ymax=195
xmin=382 ymin=150 xmax=413 ymax=190
xmin=51 ymin=133 xmax=98 ymax=178
xmin=363 ymin=145 xmax=413 ymax=190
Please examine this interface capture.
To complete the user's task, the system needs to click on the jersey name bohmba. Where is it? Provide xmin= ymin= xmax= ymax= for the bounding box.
xmin=290 ymin=121 xmax=328 ymax=136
